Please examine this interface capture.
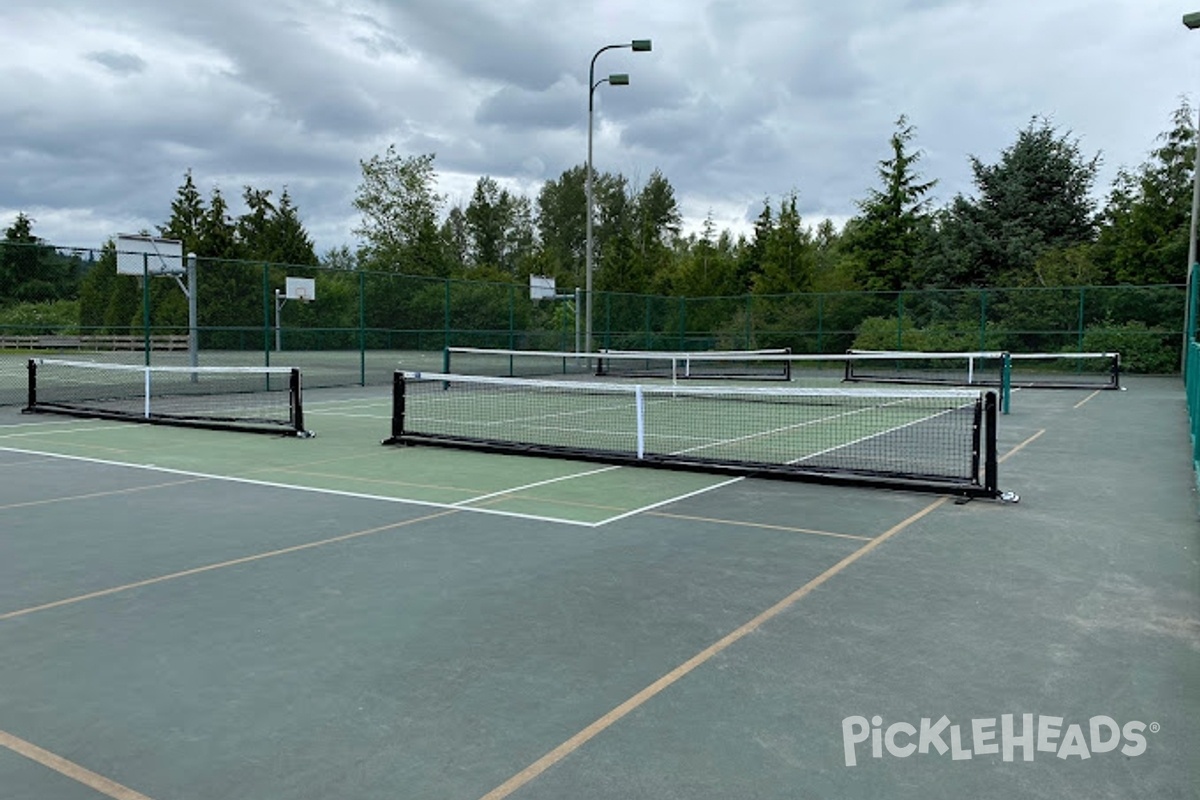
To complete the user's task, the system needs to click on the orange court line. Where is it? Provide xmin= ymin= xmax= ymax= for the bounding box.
xmin=647 ymin=510 xmax=872 ymax=541
xmin=479 ymin=428 xmax=1048 ymax=798
xmin=0 ymin=509 xmax=458 ymax=621
xmin=0 ymin=729 xmax=155 ymax=800
xmin=477 ymin=496 xmax=950 ymax=800
xmin=1000 ymin=429 xmax=1046 ymax=463
xmin=0 ymin=478 xmax=208 ymax=512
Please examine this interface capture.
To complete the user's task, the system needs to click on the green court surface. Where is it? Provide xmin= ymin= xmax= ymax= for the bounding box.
xmin=0 ymin=377 xmax=1196 ymax=800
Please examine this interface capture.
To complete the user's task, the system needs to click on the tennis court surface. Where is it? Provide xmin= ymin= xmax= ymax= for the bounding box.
xmin=0 ymin=376 xmax=1196 ymax=799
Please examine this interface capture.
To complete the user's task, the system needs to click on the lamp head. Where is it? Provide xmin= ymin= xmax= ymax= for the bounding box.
xmin=1186 ymin=12 xmax=1200 ymax=29
xmin=632 ymin=39 xmax=652 ymax=51
xmin=608 ymin=73 xmax=630 ymax=86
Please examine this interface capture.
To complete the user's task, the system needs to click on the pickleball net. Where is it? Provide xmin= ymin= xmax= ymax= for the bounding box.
xmin=385 ymin=371 xmax=1005 ymax=497
xmin=843 ymin=349 xmax=1120 ymax=390
xmin=24 ymin=358 xmax=311 ymax=436
xmin=443 ymin=346 xmax=792 ymax=381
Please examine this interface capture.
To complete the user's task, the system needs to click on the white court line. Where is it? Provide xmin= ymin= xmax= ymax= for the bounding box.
xmin=308 ymin=410 xmax=390 ymax=420
xmin=595 ymin=476 xmax=747 ymax=527
xmin=0 ymin=418 xmax=93 ymax=429
xmin=0 ymin=446 xmax=598 ymax=528
xmin=454 ymin=465 xmax=622 ymax=507
xmin=0 ymin=424 xmax=131 ymax=439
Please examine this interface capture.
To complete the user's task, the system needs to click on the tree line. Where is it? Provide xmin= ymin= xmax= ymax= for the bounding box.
xmin=0 ymin=105 xmax=1192 ymax=350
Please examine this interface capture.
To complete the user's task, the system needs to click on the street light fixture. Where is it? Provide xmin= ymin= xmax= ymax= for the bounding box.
xmin=1184 ymin=14 xmax=1200 ymax=372
xmin=586 ymin=39 xmax=651 ymax=354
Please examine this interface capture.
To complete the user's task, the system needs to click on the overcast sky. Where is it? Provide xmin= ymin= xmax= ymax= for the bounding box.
xmin=2 ymin=0 xmax=1197 ymax=255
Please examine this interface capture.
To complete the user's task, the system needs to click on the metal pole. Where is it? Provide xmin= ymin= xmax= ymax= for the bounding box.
xmin=586 ymin=41 xmax=650 ymax=356
xmin=187 ymin=253 xmax=198 ymax=382
xmin=586 ymin=73 xmax=595 ymax=356
xmin=275 ymin=290 xmax=283 ymax=352
xmin=1186 ymin=106 xmax=1200 ymax=373
xmin=575 ymin=287 xmax=581 ymax=354
xmin=142 ymin=254 xmax=151 ymax=366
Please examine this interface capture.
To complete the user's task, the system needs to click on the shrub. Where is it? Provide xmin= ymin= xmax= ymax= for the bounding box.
xmin=1080 ymin=320 xmax=1179 ymax=374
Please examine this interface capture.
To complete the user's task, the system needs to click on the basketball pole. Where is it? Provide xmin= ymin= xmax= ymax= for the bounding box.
xmin=187 ymin=253 xmax=198 ymax=382
xmin=275 ymin=290 xmax=285 ymax=353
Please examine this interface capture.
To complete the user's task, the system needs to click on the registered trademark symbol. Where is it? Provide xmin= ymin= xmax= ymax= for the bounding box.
xmin=1149 ymin=722 xmax=1160 ymax=733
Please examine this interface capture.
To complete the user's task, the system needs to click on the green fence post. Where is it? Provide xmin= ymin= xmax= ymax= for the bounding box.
xmin=600 ymin=293 xmax=608 ymax=350
xmin=679 ymin=297 xmax=686 ymax=350
xmin=979 ymin=290 xmax=988 ymax=351
xmin=444 ymin=278 xmax=451 ymax=354
xmin=817 ymin=294 xmax=824 ymax=353
xmin=745 ymin=294 xmax=752 ymax=349
xmin=508 ymin=284 xmax=515 ymax=350
xmin=1077 ymin=287 xmax=1086 ymax=352
xmin=358 ymin=270 xmax=366 ymax=386
xmin=644 ymin=295 xmax=651 ymax=350
xmin=262 ymin=263 xmax=271 ymax=367
xmin=897 ymin=292 xmax=904 ymax=349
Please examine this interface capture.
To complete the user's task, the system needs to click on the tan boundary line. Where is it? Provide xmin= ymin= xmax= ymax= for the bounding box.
xmin=0 ymin=729 xmax=154 ymax=800
xmin=477 ymin=496 xmax=949 ymax=800
xmin=1073 ymin=390 xmax=1102 ymax=409
xmin=0 ymin=509 xmax=458 ymax=621
xmin=647 ymin=511 xmax=871 ymax=542
xmin=0 ymin=478 xmax=208 ymax=512
xmin=479 ymin=430 xmax=1047 ymax=799
xmin=1000 ymin=429 xmax=1045 ymax=463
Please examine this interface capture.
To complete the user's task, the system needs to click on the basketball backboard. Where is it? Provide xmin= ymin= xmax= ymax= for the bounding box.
xmin=285 ymin=277 xmax=316 ymax=301
xmin=530 ymin=274 xmax=556 ymax=300
xmin=116 ymin=235 xmax=184 ymax=276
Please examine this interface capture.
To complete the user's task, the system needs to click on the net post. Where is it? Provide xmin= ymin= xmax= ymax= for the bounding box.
xmin=1001 ymin=352 xmax=1012 ymax=415
xmin=289 ymin=368 xmax=305 ymax=435
xmin=442 ymin=346 xmax=451 ymax=374
xmin=25 ymin=358 xmax=36 ymax=411
xmin=983 ymin=391 xmax=999 ymax=495
xmin=1112 ymin=352 xmax=1121 ymax=390
xmin=634 ymin=384 xmax=645 ymax=459
xmin=390 ymin=371 xmax=406 ymax=441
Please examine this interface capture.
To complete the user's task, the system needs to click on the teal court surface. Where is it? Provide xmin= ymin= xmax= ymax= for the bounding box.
xmin=0 ymin=377 xmax=1196 ymax=799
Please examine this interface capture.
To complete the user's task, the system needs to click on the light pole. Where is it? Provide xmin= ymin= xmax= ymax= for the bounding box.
xmin=1184 ymin=13 xmax=1200 ymax=373
xmin=586 ymin=39 xmax=651 ymax=355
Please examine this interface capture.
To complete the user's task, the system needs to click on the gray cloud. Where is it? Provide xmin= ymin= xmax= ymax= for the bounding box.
xmin=0 ymin=0 xmax=1193 ymax=253
xmin=86 ymin=50 xmax=148 ymax=76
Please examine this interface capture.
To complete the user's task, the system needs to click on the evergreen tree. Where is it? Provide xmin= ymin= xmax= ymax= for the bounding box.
xmin=79 ymin=241 xmax=118 ymax=330
xmin=926 ymin=117 xmax=1100 ymax=287
xmin=159 ymin=170 xmax=205 ymax=254
xmin=844 ymin=115 xmax=936 ymax=291
xmin=754 ymin=192 xmax=815 ymax=295
xmin=1094 ymin=101 xmax=1194 ymax=285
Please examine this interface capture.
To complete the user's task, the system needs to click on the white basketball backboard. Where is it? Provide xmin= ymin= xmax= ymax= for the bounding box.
xmin=116 ymin=235 xmax=184 ymax=276
xmin=285 ymin=276 xmax=316 ymax=301
xmin=530 ymin=274 xmax=556 ymax=300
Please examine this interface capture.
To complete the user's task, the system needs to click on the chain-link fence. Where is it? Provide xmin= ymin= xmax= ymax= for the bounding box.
xmin=0 ymin=244 xmax=1187 ymax=405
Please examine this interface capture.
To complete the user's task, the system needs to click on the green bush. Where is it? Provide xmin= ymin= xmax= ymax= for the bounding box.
xmin=0 ymin=300 xmax=80 ymax=333
xmin=1080 ymin=320 xmax=1179 ymax=374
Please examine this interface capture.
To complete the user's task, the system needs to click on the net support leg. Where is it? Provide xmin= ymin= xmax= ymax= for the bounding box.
xmin=290 ymin=368 xmax=306 ymax=435
xmin=635 ymin=385 xmax=645 ymax=459
xmin=984 ymin=391 xmax=998 ymax=495
xmin=1001 ymin=353 xmax=1012 ymax=415
xmin=24 ymin=358 xmax=36 ymax=412
xmin=390 ymin=372 xmax=406 ymax=442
